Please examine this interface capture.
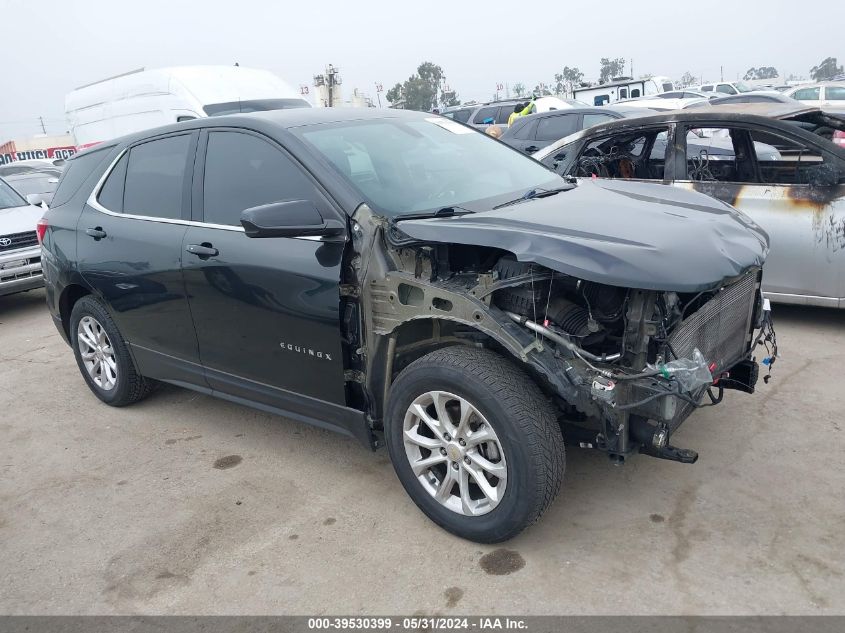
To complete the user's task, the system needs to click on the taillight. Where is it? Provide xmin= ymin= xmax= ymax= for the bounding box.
xmin=36 ymin=217 xmax=48 ymax=245
xmin=833 ymin=130 xmax=845 ymax=147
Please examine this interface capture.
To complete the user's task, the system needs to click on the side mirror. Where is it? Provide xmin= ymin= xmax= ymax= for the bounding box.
xmin=240 ymin=200 xmax=345 ymax=239
xmin=26 ymin=193 xmax=45 ymax=206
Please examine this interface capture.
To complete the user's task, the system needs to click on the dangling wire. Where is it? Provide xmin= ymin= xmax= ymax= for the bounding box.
xmin=543 ymin=271 xmax=555 ymax=328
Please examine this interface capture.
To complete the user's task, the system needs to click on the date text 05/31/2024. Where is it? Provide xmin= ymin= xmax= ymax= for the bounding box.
xmin=307 ymin=617 xmax=528 ymax=630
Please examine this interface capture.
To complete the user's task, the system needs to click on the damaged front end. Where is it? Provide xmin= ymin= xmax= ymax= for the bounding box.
xmin=343 ymin=181 xmax=776 ymax=464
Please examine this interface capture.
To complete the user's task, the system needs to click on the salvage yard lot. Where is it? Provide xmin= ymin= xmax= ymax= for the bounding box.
xmin=1 ymin=289 xmax=843 ymax=615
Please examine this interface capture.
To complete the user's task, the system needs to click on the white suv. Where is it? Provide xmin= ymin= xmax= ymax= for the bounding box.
xmin=0 ymin=177 xmax=44 ymax=297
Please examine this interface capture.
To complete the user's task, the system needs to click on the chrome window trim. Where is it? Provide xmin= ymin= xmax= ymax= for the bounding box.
xmin=87 ymin=143 xmax=336 ymax=241
xmin=87 ymin=146 xmax=245 ymax=233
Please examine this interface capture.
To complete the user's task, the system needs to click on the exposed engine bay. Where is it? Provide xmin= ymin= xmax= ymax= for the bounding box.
xmin=342 ymin=203 xmax=777 ymax=464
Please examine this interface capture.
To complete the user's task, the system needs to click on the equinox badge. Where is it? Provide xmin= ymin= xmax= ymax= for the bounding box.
xmin=279 ymin=342 xmax=332 ymax=361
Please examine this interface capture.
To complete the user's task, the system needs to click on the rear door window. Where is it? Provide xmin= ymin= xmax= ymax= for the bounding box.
xmin=749 ymin=130 xmax=835 ymax=185
xmin=512 ymin=119 xmax=538 ymax=141
xmin=582 ymin=113 xmax=616 ymax=129
xmin=123 ymin=134 xmax=192 ymax=220
xmin=97 ymin=153 xmax=128 ymax=212
xmin=535 ymin=114 xmax=579 ymax=142
xmin=825 ymin=86 xmax=845 ymax=101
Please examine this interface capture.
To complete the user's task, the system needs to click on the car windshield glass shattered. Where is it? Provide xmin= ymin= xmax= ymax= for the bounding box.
xmin=0 ymin=178 xmax=27 ymax=209
xmin=296 ymin=117 xmax=565 ymax=216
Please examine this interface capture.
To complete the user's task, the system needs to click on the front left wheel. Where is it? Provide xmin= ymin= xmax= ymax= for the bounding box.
xmin=69 ymin=295 xmax=153 ymax=407
xmin=385 ymin=346 xmax=565 ymax=543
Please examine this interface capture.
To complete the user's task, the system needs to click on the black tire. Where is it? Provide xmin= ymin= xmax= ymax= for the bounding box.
xmin=69 ymin=295 xmax=153 ymax=407
xmin=385 ymin=346 xmax=564 ymax=543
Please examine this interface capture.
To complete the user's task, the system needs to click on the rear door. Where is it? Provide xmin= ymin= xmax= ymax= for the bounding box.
xmin=78 ymin=132 xmax=204 ymax=384
xmin=822 ymin=85 xmax=845 ymax=106
xmin=182 ymin=128 xmax=348 ymax=407
xmin=673 ymin=123 xmax=845 ymax=306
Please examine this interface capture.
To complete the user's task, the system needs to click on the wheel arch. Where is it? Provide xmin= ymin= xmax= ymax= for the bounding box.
xmin=59 ymin=283 xmax=92 ymax=340
xmin=368 ymin=315 xmax=561 ymax=427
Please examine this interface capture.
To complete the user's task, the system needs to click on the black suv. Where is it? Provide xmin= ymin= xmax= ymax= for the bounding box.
xmin=41 ymin=109 xmax=774 ymax=542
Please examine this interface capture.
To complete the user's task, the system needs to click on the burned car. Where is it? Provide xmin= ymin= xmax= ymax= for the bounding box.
xmin=534 ymin=104 xmax=845 ymax=308
xmin=41 ymin=109 xmax=775 ymax=543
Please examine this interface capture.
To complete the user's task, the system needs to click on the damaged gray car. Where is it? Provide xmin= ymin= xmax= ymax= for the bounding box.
xmin=43 ymin=109 xmax=777 ymax=543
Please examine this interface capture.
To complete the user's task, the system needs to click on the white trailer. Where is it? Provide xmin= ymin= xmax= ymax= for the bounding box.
xmin=65 ymin=65 xmax=309 ymax=148
xmin=573 ymin=76 xmax=674 ymax=106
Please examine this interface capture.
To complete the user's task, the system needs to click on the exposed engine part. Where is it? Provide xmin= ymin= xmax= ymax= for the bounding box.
xmin=590 ymin=376 xmax=616 ymax=404
xmin=548 ymin=297 xmax=595 ymax=337
xmin=505 ymin=311 xmax=621 ymax=363
xmin=629 ymin=417 xmax=669 ymax=449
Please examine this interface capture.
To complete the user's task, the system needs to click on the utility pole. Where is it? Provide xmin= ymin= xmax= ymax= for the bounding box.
xmin=720 ymin=65 xmax=724 ymax=81
xmin=39 ymin=116 xmax=46 ymax=134
xmin=375 ymin=82 xmax=383 ymax=108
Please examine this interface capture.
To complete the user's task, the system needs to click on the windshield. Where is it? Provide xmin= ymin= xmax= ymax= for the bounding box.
xmin=203 ymin=98 xmax=311 ymax=116
xmin=734 ymin=82 xmax=754 ymax=93
xmin=0 ymin=178 xmax=27 ymax=210
xmin=295 ymin=117 xmax=563 ymax=216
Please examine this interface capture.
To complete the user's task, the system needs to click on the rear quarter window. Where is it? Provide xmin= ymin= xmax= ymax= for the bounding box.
xmin=50 ymin=146 xmax=113 ymax=207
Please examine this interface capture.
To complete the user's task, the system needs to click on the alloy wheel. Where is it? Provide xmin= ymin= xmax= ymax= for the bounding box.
xmin=77 ymin=315 xmax=118 ymax=391
xmin=402 ymin=390 xmax=507 ymax=516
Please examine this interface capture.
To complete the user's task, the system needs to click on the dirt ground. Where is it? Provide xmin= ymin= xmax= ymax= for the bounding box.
xmin=1 ymin=289 xmax=843 ymax=615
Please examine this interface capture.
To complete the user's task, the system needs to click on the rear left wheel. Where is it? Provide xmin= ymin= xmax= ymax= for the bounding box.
xmin=70 ymin=296 xmax=153 ymax=407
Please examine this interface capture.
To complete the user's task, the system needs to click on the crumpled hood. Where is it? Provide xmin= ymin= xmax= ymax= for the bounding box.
xmin=0 ymin=204 xmax=43 ymax=237
xmin=396 ymin=179 xmax=769 ymax=292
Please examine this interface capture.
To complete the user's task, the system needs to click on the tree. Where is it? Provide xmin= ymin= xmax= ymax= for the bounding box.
xmin=533 ymin=83 xmax=552 ymax=97
xmin=599 ymin=58 xmax=626 ymax=84
xmin=440 ymin=90 xmax=460 ymax=108
xmin=679 ymin=71 xmax=696 ymax=87
xmin=810 ymin=57 xmax=843 ymax=81
xmin=512 ymin=82 xmax=527 ymax=98
xmin=743 ymin=66 xmax=779 ymax=80
xmin=385 ymin=61 xmax=454 ymax=111
xmin=553 ymin=66 xmax=584 ymax=95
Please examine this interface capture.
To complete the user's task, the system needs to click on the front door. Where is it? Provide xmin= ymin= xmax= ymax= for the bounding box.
xmin=78 ymin=132 xmax=204 ymax=384
xmin=674 ymin=124 xmax=845 ymax=305
xmin=181 ymin=129 xmax=348 ymax=407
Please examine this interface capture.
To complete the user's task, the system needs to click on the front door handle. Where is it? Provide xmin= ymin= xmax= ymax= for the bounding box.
xmin=185 ymin=243 xmax=218 ymax=258
xmin=85 ymin=227 xmax=107 ymax=240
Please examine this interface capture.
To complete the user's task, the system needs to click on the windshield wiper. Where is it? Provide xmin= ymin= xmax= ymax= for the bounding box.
xmin=493 ymin=185 xmax=573 ymax=210
xmin=393 ymin=206 xmax=475 ymax=222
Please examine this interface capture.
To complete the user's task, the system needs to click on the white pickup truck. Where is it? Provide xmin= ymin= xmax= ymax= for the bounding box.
xmin=0 ymin=177 xmax=44 ymax=297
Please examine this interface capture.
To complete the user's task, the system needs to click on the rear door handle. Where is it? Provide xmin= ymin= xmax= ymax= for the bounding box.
xmin=185 ymin=243 xmax=218 ymax=258
xmin=85 ymin=227 xmax=107 ymax=240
